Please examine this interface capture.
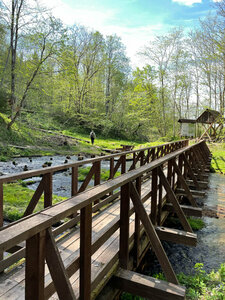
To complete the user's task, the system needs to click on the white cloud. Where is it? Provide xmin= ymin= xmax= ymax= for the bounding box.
xmin=212 ymin=0 xmax=222 ymax=2
xmin=39 ymin=0 xmax=167 ymax=68
xmin=172 ymin=0 xmax=202 ymax=6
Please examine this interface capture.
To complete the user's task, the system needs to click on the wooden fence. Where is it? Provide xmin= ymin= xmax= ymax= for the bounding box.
xmin=0 ymin=140 xmax=211 ymax=300
xmin=0 ymin=139 xmax=188 ymax=228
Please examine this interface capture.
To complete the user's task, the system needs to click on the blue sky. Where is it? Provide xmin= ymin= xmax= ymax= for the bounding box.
xmin=41 ymin=0 xmax=221 ymax=66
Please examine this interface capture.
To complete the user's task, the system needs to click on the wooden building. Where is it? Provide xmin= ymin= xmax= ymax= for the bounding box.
xmin=178 ymin=119 xmax=196 ymax=138
xmin=178 ymin=109 xmax=224 ymax=141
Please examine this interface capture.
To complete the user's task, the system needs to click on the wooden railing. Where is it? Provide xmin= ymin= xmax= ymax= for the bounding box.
xmin=0 ymin=140 xmax=211 ymax=300
xmin=0 ymin=139 xmax=188 ymax=229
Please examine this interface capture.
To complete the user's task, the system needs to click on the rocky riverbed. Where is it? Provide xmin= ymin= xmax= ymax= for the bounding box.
xmin=143 ymin=173 xmax=225 ymax=276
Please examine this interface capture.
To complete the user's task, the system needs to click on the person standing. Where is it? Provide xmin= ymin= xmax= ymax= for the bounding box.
xmin=90 ymin=130 xmax=96 ymax=145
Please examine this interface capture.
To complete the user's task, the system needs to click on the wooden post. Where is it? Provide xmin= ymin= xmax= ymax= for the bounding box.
xmin=151 ymin=168 xmax=157 ymax=225
xmin=71 ymin=166 xmax=78 ymax=196
xmin=157 ymin=176 xmax=162 ymax=225
xmin=25 ymin=230 xmax=46 ymax=300
xmin=140 ymin=151 xmax=144 ymax=166
xmin=130 ymin=182 xmax=178 ymax=285
xmin=43 ymin=173 xmax=52 ymax=208
xmin=158 ymin=166 xmax=193 ymax=233
xmin=94 ymin=161 xmax=101 ymax=204
xmin=121 ymin=154 xmax=126 ymax=174
xmin=71 ymin=166 xmax=78 ymax=218
xmin=152 ymin=148 xmax=156 ymax=161
xmin=134 ymin=177 xmax=141 ymax=267
xmin=110 ymin=157 xmax=114 ymax=178
xmin=120 ymin=183 xmax=130 ymax=269
xmin=132 ymin=153 xmax=136 ymax=170
xmin=182 ymin=153 xmax=200 ymax=190
xmin=46 ymin=228 xmax=76 ymax=300
xmin=171 ymin=159 xmax=197 ymax=207
xmin=109 ymin=157 xmax=114 ymax=196
xmin=23 ymin=179 xmax=44 ymax=217
xmin=80 ymin=203 xmax=92 ymax=300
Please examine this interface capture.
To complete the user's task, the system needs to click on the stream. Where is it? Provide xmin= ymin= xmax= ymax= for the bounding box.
xmin=145 ymin=173 xmax=225 ymax=275
xmin=0 ymin=155 xmax=133 ymax=198
xmin=0 ymin=155 xmax=113 ymax=197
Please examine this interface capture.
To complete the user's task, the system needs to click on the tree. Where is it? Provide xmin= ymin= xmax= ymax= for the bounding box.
xmin=104 ymin=35 xmax=130 ymax=117
xmin=141 ymin=28 xmax=184 ymax=136
xmin=7 ymin=16 xmax=66 ymax=128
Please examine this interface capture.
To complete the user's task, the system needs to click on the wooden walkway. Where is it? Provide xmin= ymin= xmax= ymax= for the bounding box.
xmin=0 ymin=140 xmax=211 ymax=299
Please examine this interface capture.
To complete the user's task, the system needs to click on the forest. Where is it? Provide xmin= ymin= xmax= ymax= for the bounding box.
xmin=0 ymin=0 xmax=224 ymax=141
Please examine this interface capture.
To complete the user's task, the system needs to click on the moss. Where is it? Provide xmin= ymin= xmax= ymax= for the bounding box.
xmin=165 ymin=216 xmax=205 ymax=231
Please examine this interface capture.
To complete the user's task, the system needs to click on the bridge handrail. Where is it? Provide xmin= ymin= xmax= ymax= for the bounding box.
xmin=0 ymin=140 xmax=205 ymax=252
xmin=0 ymin=139 xmax=188 ymax=183
xmin=0 ymin=139 xmax=189 ymax=228
xmin=0 ymin=139 xmax=211 ymax=300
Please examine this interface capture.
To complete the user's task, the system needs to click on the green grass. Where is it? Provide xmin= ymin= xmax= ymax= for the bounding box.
xmin=0 ymin=112 xmax=185 ymax=161
xmin=3 ymin=182 xmax=67 ymax=222
xmin=78 ymin=166 xmax=121 ymax=181
xmin=165 ymin=216 xmax=205 ymax=231
xmin=208 ymin=143 xmax=225 ymax=174
xmin=122 ymin=263 xmax=225 ymax=300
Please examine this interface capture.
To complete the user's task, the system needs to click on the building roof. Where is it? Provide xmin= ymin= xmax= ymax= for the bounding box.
xmin=178 ymin=118 xmax=196 ymax=124
xmin=196 ymin=109 xmax=223 ymax=124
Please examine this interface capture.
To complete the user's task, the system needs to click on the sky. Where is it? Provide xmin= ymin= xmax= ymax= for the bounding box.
xmin=40 ymin=0 xmax=221 ymax=67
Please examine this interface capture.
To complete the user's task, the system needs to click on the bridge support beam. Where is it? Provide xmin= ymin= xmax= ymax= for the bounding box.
xmin=112 ymin=268 xmax=186 ymax=300
xmin=155 ymin=226 xmax=197 ymax=246
xmin=164 ymin=203 xmax=202 ymax=217
xmin=130 ymin=182 xmax=178 ymax=285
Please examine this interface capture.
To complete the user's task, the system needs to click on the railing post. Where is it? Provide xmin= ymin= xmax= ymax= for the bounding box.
xmin=121 ymin=154 xmax=126 ymax=174
xmin=80 ymin=203 xmax=92 ymax=300
xmin=43 ymin=173 xmax=52 ymax=208
xmin=25 ymin=230 xmax=46 ymax=300
xmin=94 ymin=161 xmax=101 ymax=204
xmin=71 ymin=166 xmax=78 ymax=218
xmin=140 ymin=151 xmax=144 ymax=166
xmin=71 ymin=166 xmax=78 ymax=196
xmin=132 ymin=152 xmax=136 ymax=169
xmin=152 ymin=148 xmax=156 ymax=161
xmin=119 ymin=183 xmax=130 ymax=269
xmin=157 ymin=175 xmax=162 ymax=225
xmin=110 ymin=157 xmax=114 ymax=178
xmin=134 ymin=177 xmax=141 ymax=267
xmin=151 ymin=168 xmax=157 ymax=225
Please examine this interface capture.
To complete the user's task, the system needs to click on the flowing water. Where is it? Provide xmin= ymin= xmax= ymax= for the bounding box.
xmin=145 ymin=173 xmax=225 ymax=275
xmin=0 ymin=155 xmax=133 ymax=198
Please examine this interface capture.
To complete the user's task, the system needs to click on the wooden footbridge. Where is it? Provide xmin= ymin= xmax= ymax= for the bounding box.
xmin=0 ymin=140 xmax=211 ymax=300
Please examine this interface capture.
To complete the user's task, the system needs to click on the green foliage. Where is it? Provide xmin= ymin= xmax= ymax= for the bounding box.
xmin=3 ymin=182 xmax=66 ymax=221
xmin=78 ymin=166 xmax=120 ymax=182
xmin=178 ymin=263 xmax=225 ymax=299
xmin=166 ymin=216 xmax=205 ymax=231
xmin=151 ymin=264 xmax=225 ymax=300
xmin=187 ymin=218 xmax=205 ymax=231
xmin=209 ymin=143 xmax=225 ymax=174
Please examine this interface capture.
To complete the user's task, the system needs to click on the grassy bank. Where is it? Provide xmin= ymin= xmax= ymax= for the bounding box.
xmin=208 ymin=143 xmax=225 ymax=174
xmin=0 ymin=112 xmax=142 ymax=161
xmin=3 ymin=182 xmax=67 ymax=221
xmin=3 ymin=166 xmax=121 ymax=222
xmin=121 ymin=263 xmax=225 ymax=300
